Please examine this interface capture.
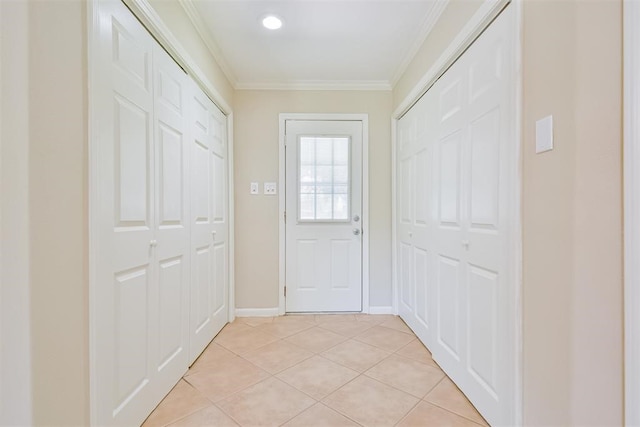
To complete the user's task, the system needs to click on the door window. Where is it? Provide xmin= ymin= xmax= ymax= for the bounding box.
xmin=298 ymin=136 xmax=350 ymax=221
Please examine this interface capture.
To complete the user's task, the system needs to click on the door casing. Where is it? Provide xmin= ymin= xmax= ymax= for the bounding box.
xmin=624 ymin=1 xmax=640 ymax=425
xmin=278 ymin=113 xmax=370 ymax=315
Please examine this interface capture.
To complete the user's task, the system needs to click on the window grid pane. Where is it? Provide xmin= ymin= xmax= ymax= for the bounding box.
xmin=298 ymin=136 xmax=350 ymax=221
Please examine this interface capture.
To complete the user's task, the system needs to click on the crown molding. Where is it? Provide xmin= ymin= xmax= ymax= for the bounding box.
xmin=389 ymin=0 xmax=449 ymax=88
xmin=178 ymin=0 xmax=238 ymax=89
xmin=234 ymin=80 xmax=392 ymax=91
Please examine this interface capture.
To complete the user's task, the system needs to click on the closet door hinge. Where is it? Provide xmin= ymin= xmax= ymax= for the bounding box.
xmin=284 ymin=211 xmax=287 ymax=223
xmin=284 ymin=287 xmax=287 ymax=297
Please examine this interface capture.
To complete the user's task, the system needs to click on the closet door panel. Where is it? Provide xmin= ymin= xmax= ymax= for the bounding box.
xmin=208 ymin=103 xmax=229 ymax=336
xmin=93 ymin=1 xmax=157 ymax=425
xmin=189 ymin=86 xmax=215 ymax=362
xmin=188 ymin=85 xmax=228 ymax=363
xmin=152 ymin=44 xmax=190 ymax=396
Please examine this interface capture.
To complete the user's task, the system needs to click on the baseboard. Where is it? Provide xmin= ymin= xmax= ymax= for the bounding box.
xmin=235 ymin=307 xmax=280 ymax=317
xmin=368 ymin=306 xmax=396 ymax=315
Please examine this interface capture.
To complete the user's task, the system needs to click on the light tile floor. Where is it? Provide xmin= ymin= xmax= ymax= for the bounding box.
xmin=143 ymin=314 xmax=488 ymax=427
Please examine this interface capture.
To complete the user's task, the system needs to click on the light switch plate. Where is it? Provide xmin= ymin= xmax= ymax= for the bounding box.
xmin=264 ymin=182 xmax=277 ymax=195
xmin=250 ymin=182 xmax=259 ymax=195
xmin=536 ymin=115 xmax=554 ymax=154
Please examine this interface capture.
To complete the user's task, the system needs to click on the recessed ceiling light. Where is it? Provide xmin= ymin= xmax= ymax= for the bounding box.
xmin=262 ymin=15 xmax=283 ymax=30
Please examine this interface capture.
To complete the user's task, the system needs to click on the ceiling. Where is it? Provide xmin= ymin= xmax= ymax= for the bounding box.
xmin=180 ymin=0 xmax=447 ymax=90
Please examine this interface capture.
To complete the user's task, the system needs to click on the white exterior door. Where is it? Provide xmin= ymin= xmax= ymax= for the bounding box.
xmin=188 ymin=84 xmax=229 ymax=362
xmin=397 ymin=6 xmax=517 ymax=426
xmin=285 ymin=120 xmax=363 ymax=312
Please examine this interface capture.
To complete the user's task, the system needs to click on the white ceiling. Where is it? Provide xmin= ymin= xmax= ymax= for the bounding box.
xmin=180 ymin=0 xmax=447 ymax=90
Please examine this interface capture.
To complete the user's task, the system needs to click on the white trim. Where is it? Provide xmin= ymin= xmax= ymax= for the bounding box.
xmin=393 ymin=0 xmax=509 ymax=119
xmin=235 ymin=308 xmax=280 ymax=318
xmin=227 ymin=112 xmax=236 ymax=323
xmin=389 ymin=0 xmax=449 ymax=87
xmin=279 ymin=118 xmax=286 ymax=316
xmin=369 ymin=306 xmax=395 ymax=315
xmin=391 ymin=117 xmax=399 ymax=316
xmin=122 ymin=0 xmax=232 ymax=115
xmin=177 ymin=0 xmax=238 ymax=89
xmin=512 ymin=1 xmax=524 ymax=424
xmin=236 ymin=81 xmax=392 ymax=92
xmin=390 ymin=1 xmax=522 ymax=425
xmin=278 ymin=113 xmax=370 ymax=314
xmin=624 ymin=1 xmax=640 ymax=425
xmin=87 ymin=1 xmax=99 ymax=423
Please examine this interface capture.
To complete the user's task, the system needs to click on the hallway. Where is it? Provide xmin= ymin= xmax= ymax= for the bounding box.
xmin=143 ymin=315 xmax=487 ymax=426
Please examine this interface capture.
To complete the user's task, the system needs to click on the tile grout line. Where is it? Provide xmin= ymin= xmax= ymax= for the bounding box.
xmin=422 ymin=376 xmax=488 ymax=426
xmin=158 ymin=316 xmax=487 ymax=427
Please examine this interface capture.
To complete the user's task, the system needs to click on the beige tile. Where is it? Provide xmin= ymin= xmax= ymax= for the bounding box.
xmin=319 ymin=320 xmax=374 ymax=337
xmin=167 ymin=405 xmax=239 ymax=427
xmin=213 ymin=322 xmax=254 ymax=343
xmin=235 ymin=316 xmax=274 ymax=327
xmin=354 ymin=325 xmax=415 ymax=352
xmin=379 ymin=317 xmax=415 ymax=335
xmin=277 ymin=355 xmax=359 ymax=399
xmin=283 ymin=403 xmax=359 ymax=427
xmin=278 ymin=314 xmax=317 ymax=323
xmin=186 ymin=343 xmax=236 ymax=377
xmin=397 ymin=401 xmax=482 ymax=427
xmin=323 ymin=376 xmax=419 ymax=426
xmin=321 ymin=339 xmax=390 ymax=372
xmin=365 ymin=354 xmax=445 ymax=398
xmin=425 ymin=378 xmax=488 ymax=425
xmin=395 ymin=340 xmax=440 ymax=368
xmin=315 ymin=314 xmax=357 ymax=323
xmin=242 ymin=340 xmax=313 ymax=374
xmin=285 ymin=326 xmax=347 ymax=353
xmin=217 ymin=377 xmax=315 ymax=427
xmin=355 ymin=314 xmax=395 ymax=324
xmin=214 ymin=326 xmax=279 ymax=355
xmin=184 ymin=356 xmax=270 ymax=402
xmin=254 ymin=319 xmax=315 ymax=338
xmin=143 ymin=380 xmax=211 ymax=427
xmin=216 ymin=319 xmax=251 ymax=338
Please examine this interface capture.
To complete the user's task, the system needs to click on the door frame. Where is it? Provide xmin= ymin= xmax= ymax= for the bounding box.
xmin=391 ymin=0 xmax=523 ymax=424
xmin=624 ymin=1 xmax=640 ymax=424
xmin=278 ymin=113 xmax=370 ymax=314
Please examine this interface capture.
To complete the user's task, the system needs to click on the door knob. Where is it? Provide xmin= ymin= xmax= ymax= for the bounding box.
xmin=150 ymin=240 xmax=157 ymax=247
xmin=353 ymin=229 xmax=361 ymax=236
xmin=353 ymin=214 xmax=360 ymax=222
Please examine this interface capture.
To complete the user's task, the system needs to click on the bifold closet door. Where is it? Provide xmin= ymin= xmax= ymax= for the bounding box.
xmin=188 ymin=84 xmax=229 ymax=363
xmin=396 ymin=5 xmax=516 ymax=426
xmin=92 ymin=1 xmax=198 ymax=425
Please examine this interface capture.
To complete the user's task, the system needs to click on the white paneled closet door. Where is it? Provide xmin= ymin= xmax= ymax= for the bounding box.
xmin=91 ymin=1 xmax=229 ymax=425
xmin=396 ymin=5 xmax=516 ymax=426
xmin=188 ymin=83 xmax=229 ymax=363
xmin=397 ymin=84 xmax=439 ymax=350
xmin=151 ymin=41 xmax=191 ymax=398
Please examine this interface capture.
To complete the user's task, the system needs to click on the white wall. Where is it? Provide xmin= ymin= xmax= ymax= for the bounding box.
xmin=233 ymin=90 xmax=393 ymax=311
xmin=0 ymin=1 xmax=32 ymax=424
